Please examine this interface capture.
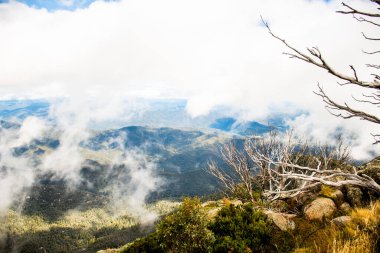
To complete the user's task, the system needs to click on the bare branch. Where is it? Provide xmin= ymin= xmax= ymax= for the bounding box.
xmin=362 ymin=32 xmax=380 ymax=41
xmin=260 ymin=16 xmax=380 ymax=90
xmin=354 ymin=15 xmax=380 ymax=27
xmin=367 ymin=64 xmax=380 ymax=69
xmin=337 ymin=2 xmax=380 ymax=17
xmin=209 ymin=131 xmax=380 ymax=202
xmin=314 ymin=84 xmax=380 ymax=124
xmin=352 ymin=92 xmax=380 ymax=106
xmin=363 ymin=49 xmax=380 ymax=54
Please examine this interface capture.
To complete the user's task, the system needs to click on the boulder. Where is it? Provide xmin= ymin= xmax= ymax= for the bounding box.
xmin=202 ymin=200 xmax=219 ymax=207
xmin=331 ymin=216 xmax=352 ymax=228
xmin=359 ymin=157 xmax=380 ymax=184
xmin=271 ymin=200 xmax=288 ymax=212
xmin=304 ymin=197 xmax=337 ymax=221
xmin=330 ymin=190 xmax=344 ymax=206
xmin=320 ymin=186 xmax=344 ymax=206
xmin=207 ymin=207 xmax=222 ymax=220
xmin=221 ymin=198 xmax=242 ymax=206
xmin=229 ymin=199 xmax=243 ymax=206
xmin=265 ymin=211 xmax=296 ymax=231
xmin=339 ymin=202 xmax=351 ymax=214
xmin=345 ymin=186 xmax=363 ymax=207
xmin=298 ymin=191 xmax=319 ymax=205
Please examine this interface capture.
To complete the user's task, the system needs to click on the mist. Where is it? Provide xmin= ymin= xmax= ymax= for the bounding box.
xmin=0 ymin=97 xmax=164 ymax=222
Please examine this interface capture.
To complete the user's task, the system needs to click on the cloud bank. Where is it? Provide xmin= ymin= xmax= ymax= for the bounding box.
xmin=0 ymin=0 xmax=379 ymax=159
xmin=0 ymin=98 xmax=163 ymax=220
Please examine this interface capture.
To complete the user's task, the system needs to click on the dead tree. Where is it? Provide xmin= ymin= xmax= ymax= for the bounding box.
xmin=262 ymin=1 xmax=380 ymax=143
xmin=245 ymin=131 xmax=380 ymax=200
xmin=210 ymin=1 xmax=380 ymax=202
xmin=208 ymin=143 xmax=257 ymax=202
xmin=209 ymin=132 xmax=380 ymax=202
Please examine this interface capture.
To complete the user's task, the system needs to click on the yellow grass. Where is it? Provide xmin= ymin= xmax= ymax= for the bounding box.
xmin=296 ymin=201 xmax=380 ymax=253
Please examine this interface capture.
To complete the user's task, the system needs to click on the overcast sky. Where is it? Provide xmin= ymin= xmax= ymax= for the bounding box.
xmin=0 ymin=0 xmax=379 ymax=159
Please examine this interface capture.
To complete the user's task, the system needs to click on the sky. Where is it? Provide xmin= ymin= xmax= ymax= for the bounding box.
xmin=0 ymin=0 xmax=103 ymax=11
xmin=0 ymin=0 xmax=379 ymax=159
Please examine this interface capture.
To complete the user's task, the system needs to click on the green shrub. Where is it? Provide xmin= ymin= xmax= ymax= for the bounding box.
xmin=120 ymin=233 xmax=163 ymax=253
xmin=156 ymin=197 xmax=215 ymax=252
xmin=230 ymin=183 xmax=262 ymax=203
xmin=209 ymin=203 xmax=293 ymax=253
xmin=123 ymin=199 xmax=296 ymax=253
xmin=122 ymin=197 xmax=215 ymax=253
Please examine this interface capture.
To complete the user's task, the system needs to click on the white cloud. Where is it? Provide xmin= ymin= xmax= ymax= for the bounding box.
xmin=0 ymin=118 xmax=43 ymax=213
xmin=0 ymin=97 xmax=162 ymax=215
xmin=0 ymin=0 xmax=379 ymax=159
xmin=13 ymin=117 xmax=48 ymax=146
xmin=109 ymin=149 xmax=163 ymax=221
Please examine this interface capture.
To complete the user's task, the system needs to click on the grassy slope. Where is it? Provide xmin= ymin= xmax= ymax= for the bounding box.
xmin=0 ymin=201 xmax=180 ymax=253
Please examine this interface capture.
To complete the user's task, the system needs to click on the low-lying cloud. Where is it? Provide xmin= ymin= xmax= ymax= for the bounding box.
xmin=0 ymin=97 xmax=164 ymax=221
xmin=109 ymin=149 xmax=163 ymax=221
xmin=0 ymin=1 xmax=378 ymax=156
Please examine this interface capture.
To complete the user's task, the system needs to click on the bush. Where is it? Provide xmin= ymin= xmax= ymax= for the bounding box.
xmin=209 ymin=203 xmax=274 ymax=253
xmin=122 ymin=197 xmax=215 ymax=253
xmin=156 ymin=197 xmax=215 ymax=252
xmin=123 ymin=199 xmax=296 ymax=253
xmin=120 ymin=233 xmax=163 ymax=253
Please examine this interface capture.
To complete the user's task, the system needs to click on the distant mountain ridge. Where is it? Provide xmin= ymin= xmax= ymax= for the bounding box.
xmin=209 ymin=117 xmax=287 ymax=136
xmin=0 ymin=99 xmax=292 ymax=220
xmin=0 ymin=99 xmax=290 ymax=132
xmin=0 ymin=100 xmax=49 ymax=120
xmin=1 ymin=123 xmax=240 ymax=219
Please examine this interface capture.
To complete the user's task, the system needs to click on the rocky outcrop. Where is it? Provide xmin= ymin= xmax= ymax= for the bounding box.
xmin=304 ymin=197 xmax=337 ymax=221
xmin=265 ymin=211 xmax=296 ymax=231
xmin=359 ymin=157 xmax=380 ymax=184
xmin=331 ymin=216 xmax=352 ymax=228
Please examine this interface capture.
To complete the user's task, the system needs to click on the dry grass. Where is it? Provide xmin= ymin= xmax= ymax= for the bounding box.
xmin=310 ymin=201 xmax=380 ymax=253
xmin=291 ymin=201 xmax=379 ymax=253
xmin=329 ymin=232 xmax=372 ymax=253
xmin=0 ymin=200 xmax=180 ymax=252
xmin=1 ymin=200 xmax=180 ymax=237
xmin=350 ymin=201 xmax=380 ymax=231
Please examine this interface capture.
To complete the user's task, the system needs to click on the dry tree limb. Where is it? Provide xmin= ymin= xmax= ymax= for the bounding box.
xmin=337 ymin=2 xmax=380 ymax=18
xmin=208 ymin=143 xmax=257 ymax=202
xmin=260 ymin=16 xmax=379 ymax=89
xmin=209 ymin=132 xmax=380 ymax=202
xmin=314 ymin=84 xmax=380 ymax=124
xmin=261 ymin=1 xmax=380 ymax=143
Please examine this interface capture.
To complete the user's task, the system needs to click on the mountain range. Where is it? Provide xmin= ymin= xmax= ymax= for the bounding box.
xmin=0 ymin=99 xmax=289 ymax=220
